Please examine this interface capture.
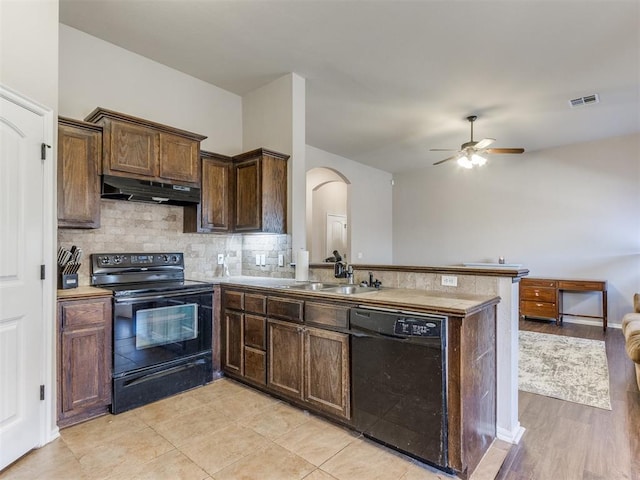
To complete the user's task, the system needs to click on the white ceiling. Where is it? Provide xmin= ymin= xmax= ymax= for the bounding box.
xmin=59 ymin=0 xmax=639 ymax=173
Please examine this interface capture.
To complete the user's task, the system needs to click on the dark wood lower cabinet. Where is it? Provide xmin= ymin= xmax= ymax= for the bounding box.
xmin=304 ymin=327 xmax=350 ymax=419
xmin=267 ymin=318 xmax=304 ymax=399
xmin=223 ymin=310 xmax=243 ymax=376
xmin=221 ymin=288 xmax=351 ymax=421
xmin=266 ymin=319 xmax=350 ymax=420
xmin=57 ymin=296 xmax=112 ymax=428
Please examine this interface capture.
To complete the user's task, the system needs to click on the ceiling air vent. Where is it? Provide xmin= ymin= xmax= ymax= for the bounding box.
xmin=569 ymin=93 xmax=600 ymax=108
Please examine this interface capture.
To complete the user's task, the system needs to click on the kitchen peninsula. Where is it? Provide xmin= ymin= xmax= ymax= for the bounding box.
xmin=213 ymin=275 xmax=501 ymax=478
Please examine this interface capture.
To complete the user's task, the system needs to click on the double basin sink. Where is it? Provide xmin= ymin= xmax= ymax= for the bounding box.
xmin=278 ymin=282 xmax=380 ymax=295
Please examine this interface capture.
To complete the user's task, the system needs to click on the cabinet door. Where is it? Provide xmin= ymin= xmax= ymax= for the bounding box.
xmin=57 ymin=120 xmax=101 ymax=228
xmin=267 ymin=318 xmax=303 ymax=400
xmin=200 ymin=155 xmax=231 ymax=231
xmin=234 ymin=158 xmax=261 ymax=231
xmin=159 ymin=132 xmax=200 ymax=185
xmin=107 ymin=121 xmax=158 ymax=178
xmin=222 ymin=310 xmax=243 ymax=375
xmin=304 ymin=327 xmax=350 ymax=419
xmin=57 ymin=298 xmax=112 ymax=427
xmin=244 ymin=347 xmax=266 ymax=385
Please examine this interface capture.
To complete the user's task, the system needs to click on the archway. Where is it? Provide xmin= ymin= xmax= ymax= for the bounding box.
xmin=306 ymin=167 xmax=350 ymax=263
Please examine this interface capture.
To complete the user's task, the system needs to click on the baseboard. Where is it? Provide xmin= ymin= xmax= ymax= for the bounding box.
xmin=497 ymin=424 xmax=525 ymax=444
xmin=563 ymin=317 xmax=621 ymax=329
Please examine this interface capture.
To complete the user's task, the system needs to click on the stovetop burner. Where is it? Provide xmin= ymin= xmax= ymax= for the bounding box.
xmin=90 ymin=252 xmax=213 ymax=295
xmin=100 ymin=280 xmax=212 ymax=297
xmin=104 ymin=279 xmax=214 ymax=297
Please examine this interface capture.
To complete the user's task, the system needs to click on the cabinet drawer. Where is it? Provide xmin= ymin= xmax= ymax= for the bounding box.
xmin=558 ymin=280 xmax=605 ymax=291
xmin=305 ymin=302 xmax=349 ymax=329
xmin=267 ymin=297 xmax=304 ymax=323
xmin=244 ymin=294 xmax=266 ymax=315
xmin=60 ymin=299 xmax=110 ymax=329
xmin=244 ymin=347 xmax=266 ymax=385
xmin=520 ymin=300 xmax=557 ymax=319
xmin=244 ymin=314 xmax=266 ymax=350
xmin=521 ymin=279 xmax=557 ymax=288
xmin=520 ymin=287 xmax=556 ymax=303
xmin=224 ymin=290 xmax=244 ymax=311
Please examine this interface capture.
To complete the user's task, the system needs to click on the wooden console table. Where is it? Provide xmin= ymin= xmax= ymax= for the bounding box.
xmin=520 ymin=278 xmax=608 ymax=331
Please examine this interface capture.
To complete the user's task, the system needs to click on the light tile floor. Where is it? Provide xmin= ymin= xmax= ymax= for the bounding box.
xmin=1 ymin=378 xmax=509 ymax=480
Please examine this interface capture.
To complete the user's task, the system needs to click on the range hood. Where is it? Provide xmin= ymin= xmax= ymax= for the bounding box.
xmin=101 ymin=175 xmax=200 ymax=206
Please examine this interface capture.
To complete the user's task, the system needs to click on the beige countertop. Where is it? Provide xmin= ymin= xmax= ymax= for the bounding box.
xmin=212 ymin=276 xmax=500 ymax=316
xmin=57 ymin=285 xmax=112 ymax=300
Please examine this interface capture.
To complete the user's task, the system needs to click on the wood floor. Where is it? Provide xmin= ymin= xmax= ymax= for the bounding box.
xmin=497 ymin=319 xmax=640 ymax=480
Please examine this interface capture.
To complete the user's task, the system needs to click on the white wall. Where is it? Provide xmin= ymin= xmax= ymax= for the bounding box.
xmin=1 ymin=0 xmax=58 ymax=112
xmin=242 ymin=73 xmax=306 ymax=251
xmin=59 ymin=24 xmax=242 ymax=155
xmin=306 ymin=145 xmax=393 ymax=264
xmin=393 ymin=133 xmax=640 ymax=324
xmin=1 ymin=0 xmax=59 ymax=446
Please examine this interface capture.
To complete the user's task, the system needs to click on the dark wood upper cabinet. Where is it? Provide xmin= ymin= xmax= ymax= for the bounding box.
xmin=159 ymin=132 xmax=201 ymax=184
xmin=84 ymin=108 xmax=206 ymax=187
xmin=57 ymin=117 xmax=102 ymax=229
xmin=184 ymin=151 xmax=233 ymax=233
xmin=232 ymin=148 xmax=289 ymax=233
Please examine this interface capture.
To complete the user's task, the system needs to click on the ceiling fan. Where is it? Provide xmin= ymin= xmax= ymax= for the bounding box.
xmin=431 ymin=115 xmax=524 ymax=168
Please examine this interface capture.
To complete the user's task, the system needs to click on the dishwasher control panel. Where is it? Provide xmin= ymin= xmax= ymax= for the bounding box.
xmin=394 ymin=317 xmax=441 ymax=337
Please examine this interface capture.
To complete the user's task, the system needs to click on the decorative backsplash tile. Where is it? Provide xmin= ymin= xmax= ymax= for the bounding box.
xmin=57 ymin=200 xmax=293 ymax=285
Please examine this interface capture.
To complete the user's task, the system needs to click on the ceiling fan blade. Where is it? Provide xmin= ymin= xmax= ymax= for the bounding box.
xmin=474 ymin=138 xmax=495 ymax=149
xmin=433 ymin=155 xmax=459 ymax=166
xmin=429 ymin=148 xmax=457 ymax=151
xmin=486 ymin=148 xmax=525 ymax=154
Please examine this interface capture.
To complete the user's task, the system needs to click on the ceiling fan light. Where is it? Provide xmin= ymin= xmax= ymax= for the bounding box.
xmin=471 ymin=153 xmax=487 ymax=166
xmin=457 ymin=155 xmax=473 ymax=169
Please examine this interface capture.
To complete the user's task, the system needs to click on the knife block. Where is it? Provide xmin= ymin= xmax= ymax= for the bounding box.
xmin=58 ymin=268 xmax=78 ymax=289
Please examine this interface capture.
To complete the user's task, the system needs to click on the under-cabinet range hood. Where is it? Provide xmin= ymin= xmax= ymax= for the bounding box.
xmin=101 ymin=175 xmax=200 ymax=206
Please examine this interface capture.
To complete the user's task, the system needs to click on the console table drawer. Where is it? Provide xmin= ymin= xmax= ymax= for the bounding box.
xmin=521 ymin=288 xmax=557 ymax=303
xmin=558 ymin=280 xmax=605 ymax=291
xmin=520 ymin=300 xmax=557 ymax=319
xmin=521 ymin=279 xmax=557 ymax=288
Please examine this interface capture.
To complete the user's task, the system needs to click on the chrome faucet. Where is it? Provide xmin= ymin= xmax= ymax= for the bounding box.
xmin=334 ymin=261 xmax=355 ymax=284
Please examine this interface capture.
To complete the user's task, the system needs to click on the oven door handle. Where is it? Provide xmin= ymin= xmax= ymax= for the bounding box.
xmin=114 ymin=288 xmax=212 ymax=303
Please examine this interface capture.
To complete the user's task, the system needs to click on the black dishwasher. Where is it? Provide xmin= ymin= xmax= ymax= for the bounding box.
xmin=350 ymin=307 xmax=449 ymax=472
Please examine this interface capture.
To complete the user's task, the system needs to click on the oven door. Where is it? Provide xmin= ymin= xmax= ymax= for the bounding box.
xmin=113 ymin=289 xmax=212 ymax=376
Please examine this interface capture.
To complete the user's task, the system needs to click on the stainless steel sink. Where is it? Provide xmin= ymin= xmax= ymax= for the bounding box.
xmin=278 ymin=282 xmax=340 ymax=291
xmin=321 ymin=285 xmax=380 ymax=295
xmin=277 ymin=282 xmax=380 ymax=295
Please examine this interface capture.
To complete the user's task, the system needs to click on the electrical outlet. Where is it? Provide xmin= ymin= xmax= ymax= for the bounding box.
xmin=260 ymin=254 xmax=266 ymax=266
xmin=441 ymin=275 xmax=458 ymax=287
xmin=255 ymin=255 xmax=260 ymax=266
xmin=217 ymin=254 xmax=224 ymax=265
xmin=278 ymin=254 xmax=284 ymax=267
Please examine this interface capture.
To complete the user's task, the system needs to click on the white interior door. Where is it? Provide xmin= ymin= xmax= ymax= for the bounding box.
xmin=326 ymin=214 xmax=347 ymax=259
xmin=0 ymin=91 xmax=46 ymax=469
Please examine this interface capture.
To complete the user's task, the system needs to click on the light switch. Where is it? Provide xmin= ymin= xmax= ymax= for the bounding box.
xmin=260 ymin=254 xmax=266 ymax=266
xmin=255 ymin=255 xmax=260 ymax=266
xmin=278 ymin=254 xmax=284 ymax=267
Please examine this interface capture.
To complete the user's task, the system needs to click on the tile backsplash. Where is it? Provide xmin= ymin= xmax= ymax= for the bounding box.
xmin=57 ymin=199 xmax=293 ymax=286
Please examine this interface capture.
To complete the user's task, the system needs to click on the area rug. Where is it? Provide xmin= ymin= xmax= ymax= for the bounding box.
xmin=518 ymin=330 xmax=612 ymax=410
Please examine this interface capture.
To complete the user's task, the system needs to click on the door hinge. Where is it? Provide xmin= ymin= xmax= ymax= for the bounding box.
xmin=41 ymin=143 xmax=51 ymax=160
xmin=40 ymin=264 xmax=46 ymax=280
xmin=40 ymin=385 xmax=45 ymax=401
